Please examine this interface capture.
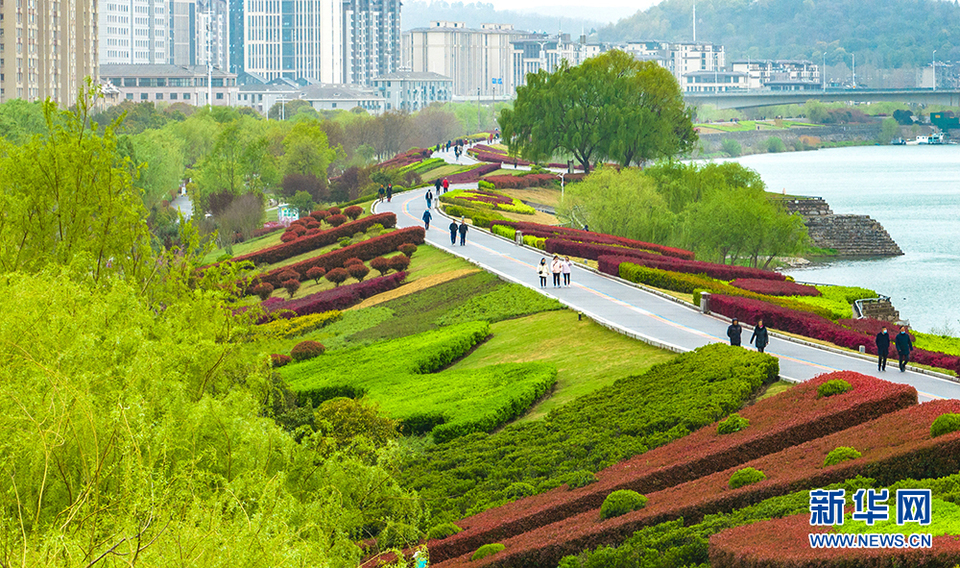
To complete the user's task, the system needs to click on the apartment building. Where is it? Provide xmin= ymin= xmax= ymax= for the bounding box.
xmin=100 ymin=62 xmax=237 ymax=105
xmin=730 ymin=59 xmax=820 ymax=90
xmin=372 ymin=70 xmax=451 ymax=111
xmin=343 ymin=0 xmax=400 ymax=86
xmin=511 ymin=33 xmax=603 ymax=89
xmin=244 ymin=0 xmax=342 ymax=84
xmin=0 ymin=0 xmax=99 ymax=103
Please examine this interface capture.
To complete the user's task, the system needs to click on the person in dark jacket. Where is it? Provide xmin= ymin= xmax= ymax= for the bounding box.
xmin=876 ymin=326 xmax=890 ymax=371
xmin=895 ymin=326 xmax=912 ymax=372
xmin=448 ymin=220 xmax=458 ymax=245
xmin=458 ymin=219 xmax=468 ymax=245
xmin=422 ymin=209 xmax=432 ymax=230
xmin=386 ymin=183 xmax=393 ymax=202
xmin=727 ymin=319 xmax=743 ymax=347
xmin=425 ymin=190 xmax=433 ymax=209
xmin=377 ymin=185 xmax=385 ymax=203
xmin=435 ymin=179 xmax=442 ymax=194
xmin=750 ymin=319 xmax=769 ymax=353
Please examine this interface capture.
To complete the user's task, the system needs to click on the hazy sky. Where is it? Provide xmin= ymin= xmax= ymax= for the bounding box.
xmin=489 ymin=0 xmax=661 ymax=23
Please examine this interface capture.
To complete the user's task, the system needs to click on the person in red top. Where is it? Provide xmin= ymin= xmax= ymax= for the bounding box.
xmin=442 ymin=178 xmax=449 ymax=192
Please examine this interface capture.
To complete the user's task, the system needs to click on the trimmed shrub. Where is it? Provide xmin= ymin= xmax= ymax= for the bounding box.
xmin=346 ymin=263 xmax=370 ymax=282
xmin=729 ymin=467 xmax=767 ymax=489
xmin=327 ymin=206 xmax=342 ymax=215
xmin=471 ymin=543 xmax=505 ymax=561
xmin=262 ymin=272 xmax=407 ymax=318
xmin=505 ymin=482 xmax=537 ymax=500
xmin=309 ymin=209 xmax=329 ymax=221
xmin=327 ymin=214 xmax=347 ymax=227
xmin=818 ymin=379 xmax=853 ymax=398
xmin=276 ymin=268 xmax=299 ymax=283
xmin=490 ymin=220 xmax=695 ymax=260
xmin=280 ymin=232 xmax=297 ymax=243
xmin=337 ymin=236 xmax=351 ymax=248
xmin=823 ymin=446 xmax=862 ymax=467
xmin=270 ymin=354 xmax=292 ymax=368
xmin=600 ymin=490 xmax=648 ymax=520
xmin=428 ymin=522 xmax=462 ymax=541
xmin=931 ymin=413 xmax=960 ymax=438
xmin=344 ymin=257 xmax=364 ymax=267
xmin=491 ymin=225 xmax=516 ymax=240
xmin=296 ymin=384 xmax=368 ymax=408
xmin=565 ymin=470 xmax=598 ymax=490
xmin=291 ymin=340 xmax=325 ymax=362
xmin=717 ymin=413 xmax=750 ymax=435
xmin=258 ymin=311 xmax=343 ymax=338
xmin=730 ymin=278 xmax=821 ymax=297
xmin=325 ymin=267 xmax=349 ymax=287
xmin=343 ymin=205 xmax=363 ymax=220
xmin=306 ymin=266 xmax=326 ymax=283
xmin=398 ymin=243 xmax=418 ymax=257
xmin=477 ymin=180 xmax=495 ymax=190
xmin=252 ymin=282 xmax=274 ymax=301
xmin=281 ymin=278 xmax=301 ymax=298
xmin=400 ymin=412 xmax=447 ymax=436
xmin=389 ymin=254 xmax=410 ymax=272
xmin=370 ymin=256 xmax=390 ymax=276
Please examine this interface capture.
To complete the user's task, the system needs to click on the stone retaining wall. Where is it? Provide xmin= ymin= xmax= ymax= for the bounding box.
xmin=781 ymin=198 xmax=903 ymax=257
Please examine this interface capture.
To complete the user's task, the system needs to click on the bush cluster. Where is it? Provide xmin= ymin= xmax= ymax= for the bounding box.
xmin=258 ymin=311 xmax=343 ymax=339
xmin=260 ymin=272 xmax=407 ymax=318
xmin=290 ymin=340 xmax=325 ymax=362
xmin=823 ymin=446 xmax=862 ymax=466
xmin=729 ymin=467 xmax=767 ymax=489
xmin=491 ymin=220 xmax=694 ymax=260
xmin=931 ymin=413 xmax=960 ymax=438
xmin=730 ymin=278 xmax=821 ymax=297
xmin=471 ymin=543 xmax=505 ymax=561
xmin=717 ymin=413 xmax=750 ymax=435
xmin=427 ymin=522 xmax=462 ymax=541
xmin=817 ymin=379 xmax=853 ymax=398
xmin=270 ymin=353 xmax=292 ymax=368
xmin=600 ymin=490 xmax=648 ymax=520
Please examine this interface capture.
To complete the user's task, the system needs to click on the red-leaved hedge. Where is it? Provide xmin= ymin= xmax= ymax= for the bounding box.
xmin=597 ymin=253 xmax=788 ymax=283
xmin=839 ymin=318 xmax=912 ymax=340
xmin=260 ymin=272 xmax=406 ymax=318
xmin=229 ymin=212 xmax=397 ymax=266
xmin=378 ymin=148 xmax=431 ymax=169
xmin=485 ymin=174 xmax=559 ymax=189
xmin=444 ymin=163 xmax=500 ymax=184
xmin=709 ymin=508 xmax=960 ymax=568
xmin=731 ymin=278 xmax=821 ymax=297
xmin=255 ymin=226 xmax=424 ymax=289
xmin=708 ymin=294 xmax=960 ymax=373
xmin=437 ymin=399 xmax=960 ymax=568
xmin=426 ymin=372 xmax=916 ymax=564
xmin=489 ymin=221 xmax=695 ymax=260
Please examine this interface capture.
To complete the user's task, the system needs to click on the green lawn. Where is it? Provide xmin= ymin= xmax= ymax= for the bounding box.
xmin=450 ymin=310 xmax=676 ymax=421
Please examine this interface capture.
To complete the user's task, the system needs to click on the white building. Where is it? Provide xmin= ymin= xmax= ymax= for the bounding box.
xmin=343 ymin=0 xmax=401 ymax=86
xmin=511 ymin=34 xmax=604 ymax=89
xmin=665 ymin=42 xmax=724 ymax=85
xmin=100 ymin=63 xmax=238 ymax=106
xmin=730 ymin=59 xmax=820 ymax=90
xmin=237 ymin=81 xmax=384 ymax=115
xmin=372 ymin=71 xmax=452 ymax=112
xmin=244 ymin=0 xmax=343 ymax=83
xmin=681 ymin=70 xmax=747 ymax=93
xmin=99 ymin=0 xmax=167 ymax=64
xmin=403 ymin=21 xmax=532 ymax=97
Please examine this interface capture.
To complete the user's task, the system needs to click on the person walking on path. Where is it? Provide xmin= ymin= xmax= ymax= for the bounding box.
xmin=561 ymin=256 xmax=572 ymax=287
xmin=876 ymin=326 xmax=890 ymax=371
xmin=550 ymin=255 xmax=562 ymax=288
xmin=750 ymin=319 xmax=769 ymax=353
xmin=895 ymin=326 xmax=913 ymax=372
xmin=448 ymin=220 xmax=458 ymax=245
xmin=377 ymin=184 xmax=385 ymax=203
xmin=386 ymin=183 xmax=393 ymax=202
xmin=422 ymin=209 xmax=433 ymax=230
xmin=537 ymin=258 xmax=549 ymax=288
xmin=458 ymin=219 xmax=468 ymax=245
xmin=442 ymin=178 xmax=449 ymax=192
xmin=425 ymin=190 xmax=433 ymax=209
xmin=435 ymin=179 xmax=442 ymax=195
xmin=727 ymin=319 xmax=743 ymax=346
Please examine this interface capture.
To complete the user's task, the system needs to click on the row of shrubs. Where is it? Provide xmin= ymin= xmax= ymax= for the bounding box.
xmin=257 ymin=310 xmax=343 ymax=338
xmin=252 ymin=226 xmax=423 ymax=289
xmin=488 ymin=221 xmax=696 ymax=261
xmin=443 ymin=163 xmax=500 ymax=184
xmin=427 ymin=372 xmax=915 ymax=564
xmin=231 ymin=212 xmax=397 ymax=266
xmin=441 ymin=189 xmax=536 ymax=215
xmin=280 ymin=205 xmax=365 ymax=241
xmin=612 ymin=261 xmax=841 ymax=320
xmin=593 ymin=248 xmax=785 ymax=282
xmin=452 ymin=399 xmax=960 ymax=568
xmin=259 ymin=271 xmax=407 ymax=318
xmin=401 ymin=344 xmax=779 ymax=539
xmin=377 ymin=148 xmax=432 ymax=170
xmin=441 ymin=204 xmax=508 ymax=229
xmin=730 ymin=278 xmax=821 ymax=297
xmin=708 ymin=293 xmax=960 ymax=374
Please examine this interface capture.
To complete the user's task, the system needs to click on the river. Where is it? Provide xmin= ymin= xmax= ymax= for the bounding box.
xmin=727 ymin=145 xmax=960 ymax=334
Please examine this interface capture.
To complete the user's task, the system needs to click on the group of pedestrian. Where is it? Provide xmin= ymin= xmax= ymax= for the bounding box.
xmin=537 ymin=255 xmax=572 ymax=288
xmin=433 ymin=178 xmax=449 ymax=195
xmin=726 ymin=318 xmax=769 ymax=353
xmin=876 ymin=325 xmax=912 ymax=372
xmin=449 ymin=219 xmax=468 ymax=246
xmin=377 ymin=183 xmax=394 ymax=203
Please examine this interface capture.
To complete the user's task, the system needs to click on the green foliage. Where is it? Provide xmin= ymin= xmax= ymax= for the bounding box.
xmin=505 ymin=482 xmax=538 ymax=500
xmin=472 ymin=543 xmax=506 ymax=561
xmin=717 ymin=413 xmax=750 ymax=435
xmin=729 ymin=467 xmax=767 ymax=489
xmin=402 ymin=344 xmax=778 ymax=521
xmin=478 ymin=180 xmax=495 ymax=190
xmin=499 ymin=51 xmax=695 ymax=172
xmin=915 ymin=331 xmax=960 ymax=357
xmin=784 ymin=294 xmax=854 ymax=320
xmin=290 ymin=190 xmax=316 ymax=217
xmin=433 ymin=282 xmax=564 ymax=327
xmin=314 ymin=396 xmax=399 ymax=451
xmin=523 ymin=235 xmax=547 ymax=249
xmin=823 ymin=446 xmax=863 ymax=467
xmin=427 ymin=522 xmax=463 ymax=540
xmin=721 ymin=138 xmax=742 ymax=157
xmin=817 ymin=285 xmax=878 ymax=304
xmin=765 ymin=136 xmax=787 ymax=153
xmin=817 ymin=379 xmax=853 ymax=398
xmin=931 ymin=413 xmax=960 ymax=438
xmin=566 ymin=470 xmax=599 ymax=490
xmin=601 ymin=490 xmax=649 ymax=519
xmin=491 ymin=224 xmax=517 ymax=240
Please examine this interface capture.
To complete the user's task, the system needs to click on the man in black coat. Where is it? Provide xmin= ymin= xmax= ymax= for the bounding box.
xmin=458 ymin=219 xmax=468 ymax=246
xmin=448 ymin=220 xmax=458 ymax=245
xmin=727 ymin=319 xmax=742 ymax=347
xmin=750 ymin=319 xmax=769 ymax=353
xmin=875 ymin=326 xmax=890 ymax=371
xmin=894 ymin=326 xmax=912 ymax=372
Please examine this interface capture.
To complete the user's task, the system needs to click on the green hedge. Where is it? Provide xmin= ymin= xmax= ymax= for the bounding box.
xmin=491 ymin=225 xmax=516 ymax=240
xmin=401 ymin=343 xmax=779 ymax=521
xmin=433 ymin=282 xmax=563 ymax=327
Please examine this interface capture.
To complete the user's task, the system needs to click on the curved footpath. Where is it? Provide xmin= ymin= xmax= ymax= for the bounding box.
xmin=374 ymin=187 xmax=960 ymax=402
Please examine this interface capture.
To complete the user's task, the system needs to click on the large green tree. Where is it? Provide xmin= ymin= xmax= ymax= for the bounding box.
xmin=498 ymin=50 xmax=696 ymax=172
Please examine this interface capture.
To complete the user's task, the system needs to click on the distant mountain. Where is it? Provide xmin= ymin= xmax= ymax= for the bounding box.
xmin=402 ymin=1 xmax=607 ymax=33
xmin=599 ymin=0 xmax=960 ymax=68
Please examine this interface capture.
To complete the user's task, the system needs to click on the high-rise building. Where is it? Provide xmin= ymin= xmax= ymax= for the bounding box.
xmin=244 ymin=0 xmax=342 ymax=84
xmin=1 ymin=0 xmax=99 ymax=103
xmin=228 ymin=0 xmax=243 ymax=73
xmin=403 ymin=21 xmax=529 ymax=97
xmin=511 ymin=33 xmax=602 ymax=90
xmin=197 ymin=0 xmax=229 ymax=69
xmin=99 ymin=0 xmax=167 ymax=64
xmin=342 ymin=0 xmax=399 ymax=86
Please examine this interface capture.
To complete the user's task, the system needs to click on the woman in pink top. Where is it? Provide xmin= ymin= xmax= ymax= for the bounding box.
xmin=550 ymin=255 xmax=563 ymax=288
xmin=561 ymin=256 xmax=572 ymax=287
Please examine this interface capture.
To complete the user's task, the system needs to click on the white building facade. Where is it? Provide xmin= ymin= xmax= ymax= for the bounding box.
xmin=730 ymin=59 xmax=820 ymax=90
xmin=244 ymin=0 xmax=342 ymax=83
xmin=99 ymin=0 xmax=167 ymax=64
xmin=511 ymin=34 xmax=603 ymax=89
xmin=100 ymin=63 xmax=238 ymax=105
xmin=372 ymin=71 xmax=452 ymax=111
xmin=343 ymin=0 xmax=400 ymax=86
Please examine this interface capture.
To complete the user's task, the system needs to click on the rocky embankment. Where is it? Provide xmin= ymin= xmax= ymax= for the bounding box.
xmin=781 ymin=197 xmax=903 ymax=257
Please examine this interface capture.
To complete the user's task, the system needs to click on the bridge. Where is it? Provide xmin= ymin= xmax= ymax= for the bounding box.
xmin=684 ymin=88 xmax=960 ymax=110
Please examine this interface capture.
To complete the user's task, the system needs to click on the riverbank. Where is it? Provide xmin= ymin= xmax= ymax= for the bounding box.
xmin=696 ymin=122 xmax=884 ymax=158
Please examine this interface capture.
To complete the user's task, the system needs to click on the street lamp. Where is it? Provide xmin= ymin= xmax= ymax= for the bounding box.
xmin=822 ymin=52 xmax=826 ymax=91
xmin=851 ymin=53 xmax=856 ymax=88
xmin=933 ymin=50 xmax=937 ymax=91
xmin=477 ymin=87 xmax=481 ymax=132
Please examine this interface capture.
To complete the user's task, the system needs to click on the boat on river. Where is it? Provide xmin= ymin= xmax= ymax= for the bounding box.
xmin=906 ymin=133 xmax=945 ymax=145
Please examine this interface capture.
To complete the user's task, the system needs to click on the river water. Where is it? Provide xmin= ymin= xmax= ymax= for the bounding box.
xmin=726 ymin=145 xmax=960 ymax=333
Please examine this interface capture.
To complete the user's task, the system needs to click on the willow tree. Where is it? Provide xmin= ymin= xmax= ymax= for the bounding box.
xmin=498 ymin=49 xmax=696 ymax=172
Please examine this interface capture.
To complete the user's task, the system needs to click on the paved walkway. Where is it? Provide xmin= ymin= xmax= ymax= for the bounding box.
xmin=375 ymin=188 xmax=960 ymax=402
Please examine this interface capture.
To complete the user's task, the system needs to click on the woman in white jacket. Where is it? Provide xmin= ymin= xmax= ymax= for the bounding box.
xmin=537 ymin=258 xmax=549 ymax=288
